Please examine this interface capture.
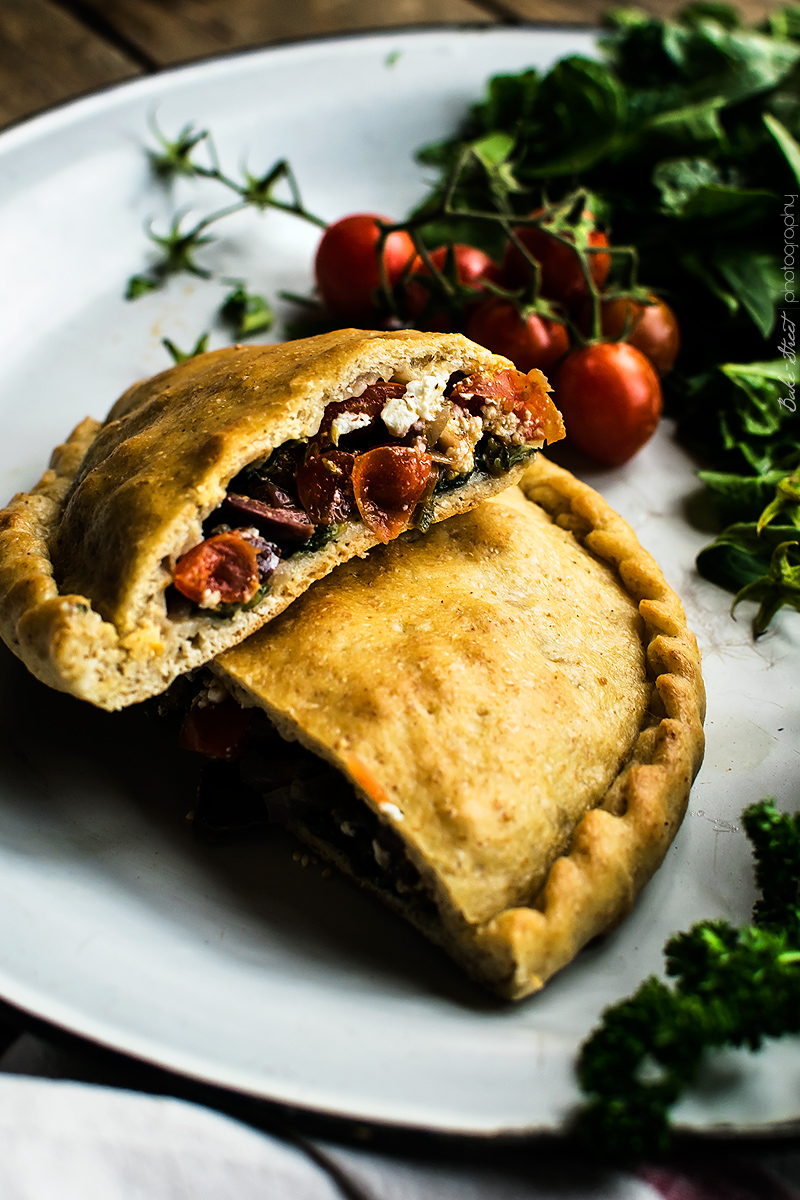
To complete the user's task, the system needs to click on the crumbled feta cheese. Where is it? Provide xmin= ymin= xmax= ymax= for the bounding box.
xmin=481 ymin=402 xmax=522 ymax=443
xmin=378 ymin=801 xmax=405 ymax=822
xmin=330 ymin=411 xmax=371 ymax=446
xmin=199 ymin=588 xmax=222 ymax=609
xmin=438 ymin=407 xmax=484 ymax=477
xmin=381 ymin=372 xmax=449 ymax=437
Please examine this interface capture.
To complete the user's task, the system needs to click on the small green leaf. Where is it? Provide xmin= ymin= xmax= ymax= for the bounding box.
xmin=519 ymin=58 xmax=627 ymax=177
xmin=603 ymin=6 xmax=653 ymax=30
xmin=758 ymin=469 xmax=800 ymax=531
xmin=681 ymin=250 xmax=739 ymax=315
xmin=764 ymin=111 xmax=800 ymax=186
xmin=653 ymin=156 xmax=722 ymax=212
xmin=644 ymin=95 xmax=726 ymax=144
xmin=698 ymin=468 xmax=789 ymax=524
xmin=768 ymin=6 xmax=800 ymax=41
xmin=714 ymin=250 xmax=777 ymax=336
xmin=162 ymin=333 xmax=210 ymax=364
xmin=126 ymin=273 xmax=161 ymax=300
xmin=220 ymin=283 xmax=273 ymax=338
xmin=733 ymin=539 xmax=800 ymax=633
xmin=679 ymin=4 xmax=741 ymax=30
xmin=471 ymin=131 xmax=516 ymax=167
xmin=697 ymin=520 xmax=797 ymax=590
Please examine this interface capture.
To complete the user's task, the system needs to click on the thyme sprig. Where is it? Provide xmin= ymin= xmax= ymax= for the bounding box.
xmin=128 ymin=120 xmax=326 ymax=301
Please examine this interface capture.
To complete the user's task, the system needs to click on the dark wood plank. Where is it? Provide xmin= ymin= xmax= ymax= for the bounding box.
xmin=496 ymin=0 xmax=773 ymax=24
xmin=0 ymin=0 xmax=141 ymax=129
xmin=71 ymin=0 xmax=498 ymax=67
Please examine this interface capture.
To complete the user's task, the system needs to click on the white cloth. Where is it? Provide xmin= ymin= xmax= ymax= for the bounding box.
xmin=0 ymin=1063 xmax=659 ymax=1200
xmin=0 ymin=1034 xmax=796 ymax=1200
xmin=0 ymin=1074 xmax=342 ymax=1200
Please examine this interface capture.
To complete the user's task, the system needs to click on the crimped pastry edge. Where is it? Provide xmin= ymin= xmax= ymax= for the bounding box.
xmin=445 ymin=455 xmax=706 ymax=999
xmin=260 ymin=456 xmax=705 ymax=1000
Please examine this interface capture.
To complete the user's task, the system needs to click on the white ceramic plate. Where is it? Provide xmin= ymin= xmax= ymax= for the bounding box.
xmin=0 ymin=27 xmax=798 ymax=1138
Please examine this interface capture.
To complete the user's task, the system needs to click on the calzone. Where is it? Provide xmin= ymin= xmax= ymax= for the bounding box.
xmin=0 ymin=329 xmax=563 ymax=710
xmin=183 ymin=457 xmax=705 ymax=999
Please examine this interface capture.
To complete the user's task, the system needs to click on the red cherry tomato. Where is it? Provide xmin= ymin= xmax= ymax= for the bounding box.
xmin=315 ymin=214 xmax=415 ymax=319
xmin=466 ymin=297 xmax=569 ymax=373
xmin=405 ymin=244 xmax=496 ymax=329
xmin=296 ymin=447 xmax=357 ymax=525
xmin=179 ymin=695 xmax=253 ymax=761
xmin=351 ymin=446 xmax=432 ymax=543
xmin=555 ymin=342 xmax=662 ymax=467
xmin=450 ymin=368 xmax=566 ymax=445
xmin=597 ymin=295 xmax=680 ymax=377
xmin=174 ymin=532 xmax=260 ymax=605
xmin=502 ymin=210 xmax=610 ymax=306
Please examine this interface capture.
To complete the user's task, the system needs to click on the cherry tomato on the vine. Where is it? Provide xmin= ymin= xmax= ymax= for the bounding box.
xmin=596 ymin=294 xmax=680 ymax=377
xmin=315 ymin=214 xmax=415 ymax=320
xmin=502 ymin=210 xmax=610 ymax=307
xmin=555 ymin=342 xmax=662 ymax=467
xmin=405 ymin=244 xmax=497 ymax=329
xmin=466 ymin=297 xmax=569 ymax=373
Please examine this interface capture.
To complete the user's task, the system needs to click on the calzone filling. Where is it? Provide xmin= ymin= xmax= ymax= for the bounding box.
xmin=167 ymin=366 xmax=563 ymax=618
xmin=164 ymin=679 xmax=437 ymax=917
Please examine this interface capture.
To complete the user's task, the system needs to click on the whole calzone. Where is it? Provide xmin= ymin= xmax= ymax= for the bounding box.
xmin=191 ymin=457 xmax=705 ymax=999
xmin=0 ymin=329 xmax=563 ymax=710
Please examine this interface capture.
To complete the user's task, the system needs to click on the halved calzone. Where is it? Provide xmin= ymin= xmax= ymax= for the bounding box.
xmin=0 ymin=329 xmax=563 ymax=710
xmin=183 ymin=457 xmax=704 ymax=999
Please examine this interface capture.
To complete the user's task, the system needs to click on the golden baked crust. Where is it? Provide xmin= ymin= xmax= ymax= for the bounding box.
xmin=215 ymin=458 xmax=705 ymax=1000
xmin=0 ymin=329 xmax=545 ymax=711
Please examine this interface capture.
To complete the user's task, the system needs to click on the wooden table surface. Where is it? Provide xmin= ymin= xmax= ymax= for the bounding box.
xmin=0 ymin=0 xmax=778 ymax=132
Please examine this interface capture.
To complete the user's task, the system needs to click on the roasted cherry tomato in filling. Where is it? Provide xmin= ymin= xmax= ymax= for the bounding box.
xmin=295 ymin=447 xmax=357 ymax=525
xmin=405 ymin=244 xmax=497 ymax=330
xmin=314 ymin=214 xmax=415 ymax=320
xmin=555 ymin=342 xmax=662 ymax=467
xmin=351 ymin=446 xmax=432 ymax=543
xmin=449 ymin=368 xmax=565 ymax=445
xmin=179 ymin=694 xmax=253 ymax=761
xmin=502 ymin=210 xmax=610 ymax=306
xmin=466 ymin=297 xmax=569 ymax=373
xmin=174 ymin=531 xmax=260 ymax=606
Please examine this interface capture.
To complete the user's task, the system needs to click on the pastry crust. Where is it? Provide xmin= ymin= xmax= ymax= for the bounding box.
xmin=0 ymin=329 xmax=548 ymax=711
xmin=215 ymin=458 xmax=705 ymax=999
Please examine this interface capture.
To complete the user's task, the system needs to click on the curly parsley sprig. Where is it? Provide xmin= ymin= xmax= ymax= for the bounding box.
xmin=575 ymin=798 xmax=800 ymax=1163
